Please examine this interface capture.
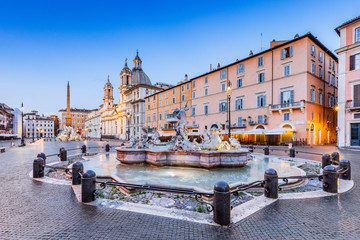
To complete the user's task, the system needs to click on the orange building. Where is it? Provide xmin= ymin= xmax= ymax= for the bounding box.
xmin=145 ymin=33 xmax=338 ymax=145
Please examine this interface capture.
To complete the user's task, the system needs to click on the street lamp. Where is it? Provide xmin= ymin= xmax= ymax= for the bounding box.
xmin=99 ymin=126 xmax=102 ymax=141
xmin=127 ymin=112 xmax=132 ymax=141
xmin=20 ymin=102 xmax=25 ymax=146
xmin=227 ymin=81 xmax=232 ymax=142
xmin=32 ymin=120 xmax=35 ymax=143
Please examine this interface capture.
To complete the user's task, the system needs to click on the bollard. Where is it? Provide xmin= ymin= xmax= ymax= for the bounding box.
xmin=323 ymin=165 xmax=338 ymax=193
xmin=289 ymin=147 xmax=296 ymax=158
xmin=72 ymin=161 xmax=84 ymax=185
xmin=322 ymin=154 xmax=331 ymax=169
xmin=33 ymin=157 xmax=45 ymax=178
xmin=339 ymin=159 xmax=351 ymax=180
xmin=37 ymin=152 xmax=47 ymax=165
xmin=264 ymin=168 xmax=278 ymax=199
xmin=105 ymin=144 xmax=110 ymax=152
xmin=82 ymin=170 xmax=96 ymax=202
xmin=213 ymin=181 xmax=231 ymax=226
xmin=81 ymin=145 xmax=87 ymax=154
xmin=249 ymin=145 xmax=254 ymax=153
xmin=331 ymin=152 xmax=339 ymax=164
xmin=59 ymin=148 xmax=67 ymax=161
xmin=264 ymin=146 xmax=269 ymax=155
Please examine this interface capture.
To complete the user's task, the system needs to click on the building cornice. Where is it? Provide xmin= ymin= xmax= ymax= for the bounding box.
xmin=335 ymin=42 xmax=360 ymax=55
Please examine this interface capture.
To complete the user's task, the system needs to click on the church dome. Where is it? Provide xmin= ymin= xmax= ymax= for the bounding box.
xmin=131 ymin=68 xmax=152 ymax=85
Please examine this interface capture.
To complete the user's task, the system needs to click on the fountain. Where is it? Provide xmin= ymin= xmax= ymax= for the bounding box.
xmin=116 ymin=104 xmax=250 ymax=168
xmin=57 ymin=126 xmax=82 ymax=141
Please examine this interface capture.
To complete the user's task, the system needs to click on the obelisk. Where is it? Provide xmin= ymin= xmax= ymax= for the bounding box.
xmin=65 ymin=81 xmax=72 ymax=127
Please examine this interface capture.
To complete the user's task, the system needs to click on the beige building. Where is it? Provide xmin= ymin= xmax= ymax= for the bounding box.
xmin=145 ymin=33 xmax=338 ymax=145
xmin=59 ymin=108 xmax=91 ymax=136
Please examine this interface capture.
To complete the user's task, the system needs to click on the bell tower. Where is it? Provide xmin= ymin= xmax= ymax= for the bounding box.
xmin=120 ymin=58 xmax=131 ymax=87
xmin=104 ymin=75 xmax=114 ymax=109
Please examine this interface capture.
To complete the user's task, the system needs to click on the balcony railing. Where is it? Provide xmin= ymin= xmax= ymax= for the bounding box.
xmin=248 ymin=119 xmax=268 ymax=126
xmin=162 ymin=126 xmax=176 ymax=131
xmin=187 ymin=123 xmax=199 ymax=129
xmin=269 ymin=101 xmax=304 ymax=112
xmin=165 ymin=114 xmax=178 ymax=122
xmin=346 ymin=100 xmax=360 ymax=110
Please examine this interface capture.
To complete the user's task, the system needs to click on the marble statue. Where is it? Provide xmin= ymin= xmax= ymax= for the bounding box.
xmin=57 ymin=126 xmax=81 ymax=141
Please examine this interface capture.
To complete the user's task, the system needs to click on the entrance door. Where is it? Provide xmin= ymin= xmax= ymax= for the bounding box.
xmin=351 ymin=123 xmax=360 ymax=146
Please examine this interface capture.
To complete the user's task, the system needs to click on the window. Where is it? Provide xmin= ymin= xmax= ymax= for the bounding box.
xmin=332 ymin=75 xmax=335 ymax=86
xmin=281 ymin=90 xmax=294 ymax=105
xmin=237 ymin=63 xmax=245 ymax=74
xmin=166 ymin=91 xmax=168 ymax=97
xmin=235 ymin=98 xmax=244 ymax=110
xmin=350 ymin=53 xmax=360 ymax=71
xmin=219 ymin=101 xmax=227 ymax=112
xmin=192 ymin=80 xmax=195 ymax=88
xmin=327 ymin=94 xmax=335 ymax=107
xmin=354 ymin=84 xmax=360 ymax=107
xmin=356 ymin=27 xmax=360 ymax=43
xmin=205 ymin=76 xmax=208 ymax=84
xmin=258 ymin=56 xmax=264 ymax=67
xmin=333 ymin=61 xmax=336 ymax=72
xmin=173 ymin=88 xmax=175 ymax=94
xmin=187 ymin=83 xmax=189 ymax=90
xmin=192 ymin=91 xmax=196 ymax=99
xmin=319 ymin=113 xmax=321 ymax=123
xmin=283 ymin=113 xmax=290 ymax=121
xmin=153 ymin=95 xmax=156 ymax=100
xmin=173 ymin=97 xmax=175 ymax=104
xmin=182 ymin=85 xmax=184 ymax=91
xmin=153 ymin=102 xmax=155 ymax=108
xmin=220 ymin=69 xmax=227 ymax=80
xmin=283 ymin=64 xmax=291 ymax=76
xmin=257 ymin=95 xmax=266 ymax=107
xmin=153 ymin=114 xmax=156 ymax=121
xmin=237 ymin=117 xmax=243 ymax=127
xmin=159 ymin=112 xmax=162 ymax=121
xmin=319 ymin=66 xmax=323 ymax=79
xmin=329 ymin=58 xmax=332 ymax=69
xmin=328 ymin=72 xmax=331 ymax=86
xmin=237 ymin=78 xmax=243 ymax=88
xmin=191 ymin=106 xmax=196 ymax=116
xmin=159 ymin=93 xmax=161 ymax=99
xmin=319 ymin=91 xmax=323 ymax=105
xmin=257 ymin=72 xmax=265 ymax=83
xmin=204 ymin=104 xmax=209 ymax=115
xmin=281 ymin=46 xmax=293 ymax=59
xmin=221 ymin=82 xmax=226 ymax=92
xmin=311 ymin=61 xmax=316 ymax=75
xmin=204 ymin=87 xmax=208 ymax=96
xmin=165 ymin=99 xmax=168 ymax=106
xmin=319 ymin=50 xmax=323 ymax=62
xmin=311 ymin=44 xmax=316 ymax=57
xmin=182 ymin=94 xmax=185 ymax=101
xmin=159 ymin=101 xmax=162 ymax=107
xmin=258 ymin=115 xmax=263 ymax=124
xmin=311 ymin=112 xmax=314 ymax=121
xmin=310 ymin=88 xmax=316 ymax=103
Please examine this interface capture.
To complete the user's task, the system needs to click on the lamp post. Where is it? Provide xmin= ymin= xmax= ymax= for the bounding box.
xmin=32 ymin=120 xmax=35 ymax=143
xmin=100 ymin=125 xmax=103 ymax=141
xmin=227 ymin=81 xmax=232 ymax=142
xmin=127 ymin=112 xmax=132 ymax=141
xmin=20 ymin=102 xmax=25 ymax=146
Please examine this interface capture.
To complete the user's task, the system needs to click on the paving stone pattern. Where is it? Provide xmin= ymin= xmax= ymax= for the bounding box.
xmin=0 ymin=141 xmax=359 ymax=239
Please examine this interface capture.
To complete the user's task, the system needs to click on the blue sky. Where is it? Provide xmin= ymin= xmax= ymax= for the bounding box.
xmin=0 ymin=0 xmax=359 ymax=115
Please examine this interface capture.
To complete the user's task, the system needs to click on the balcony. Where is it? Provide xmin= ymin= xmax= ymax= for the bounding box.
xmin=227 ymin=123 xmax=246 ymax=129
xmin=346 ymin=100 xmax=360 ymax=111
xmin=162 ymin=126 xmax=176 ymax=131
xmin=269 ymin=101 xmax=305 ymax=113
xmin=187 ymin=123 xmax=199 ymax=129
xmin=248 ymin=118 xmax=268 ymax=126
xmin=165 ymin=114 xmax=177 ymax=122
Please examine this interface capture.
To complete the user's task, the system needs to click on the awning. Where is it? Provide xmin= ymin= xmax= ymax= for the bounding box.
xmin=159 ymin=133 xmax=175 ymax=137
xmin=188 ymin=132 xmax=201 ymax=136
xmin=265 ymin=128 xmax=295 ymax=135
xmin=243 ymin=129 xmax=266 ymax=135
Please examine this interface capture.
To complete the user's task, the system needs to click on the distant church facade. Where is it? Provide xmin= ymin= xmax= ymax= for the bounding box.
xmin=85 ymin=51 xmax=170 ymax=140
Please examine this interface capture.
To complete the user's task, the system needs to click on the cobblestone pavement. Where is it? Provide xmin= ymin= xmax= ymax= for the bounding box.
xmin=0 ymin=141 xmax=359 ymax=239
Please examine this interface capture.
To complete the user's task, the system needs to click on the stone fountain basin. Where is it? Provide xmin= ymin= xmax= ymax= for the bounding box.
xmin=116 ymin=147 xmax=250 ymax=168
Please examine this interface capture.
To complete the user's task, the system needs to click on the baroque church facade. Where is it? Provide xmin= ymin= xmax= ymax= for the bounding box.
xmin=85 ymin=51 xmax=169 ymax=140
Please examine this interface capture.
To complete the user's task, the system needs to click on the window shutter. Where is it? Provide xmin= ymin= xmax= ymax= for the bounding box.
xmin=280 ymin=92 xmax=284 ymax=104
xmin=264 ymin=95 xmax=266 ymax=106
xmin=354 ymin=85 xmax=360 ymax=101
xmin=281 ymin=49 xmax=285 ymax=59
xmin=219 ymin=103 xmax=221 ymax=112
xmin=225 ymin=102 xmax=228 ymax=112
xmin=350 ymin=55 xmax=355 ymax=71
xmin=290 ymin=90 xmax=294 ymax=103
xmin=257 ymin=96 xmax=260 ymax=107
xmin=290 ymin=46 xmax=293 ymax=57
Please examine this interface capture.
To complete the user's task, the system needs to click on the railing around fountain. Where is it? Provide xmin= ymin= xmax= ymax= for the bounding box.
xmin=32 ymin=147 xmax=351 ymax=226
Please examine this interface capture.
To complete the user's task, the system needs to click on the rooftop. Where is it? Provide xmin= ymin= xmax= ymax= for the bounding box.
xmin=335 ymin=16 xmax=360 ymax=35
